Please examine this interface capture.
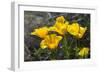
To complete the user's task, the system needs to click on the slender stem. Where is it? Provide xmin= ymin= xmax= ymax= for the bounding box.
xmin=67 ymin=38 xmax=74 ymax=50
xmin=63 ymin=35 xmax=69 ymax=59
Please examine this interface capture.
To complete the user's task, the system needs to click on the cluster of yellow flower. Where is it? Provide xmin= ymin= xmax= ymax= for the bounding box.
xmin=31 ymin=16 xmax=89 ymax=57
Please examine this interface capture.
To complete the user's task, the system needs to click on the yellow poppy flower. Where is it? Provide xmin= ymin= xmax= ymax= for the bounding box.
xmin=40 ymin=34 xmax=62 ymax=49
xmin=67 ymin=23 xmax=79 ymax=36
xmin=49 ymin=23 xmax=68 ymax=35
xmin=67 ymin=23 xmax=87 ymax=38
xmin=78 ymin=47 xmax=89 ymax=57
xmin=49 ymin=16 xmax=69 ymax=35
xmin=31 ymin=27 xmax=49 ymax=38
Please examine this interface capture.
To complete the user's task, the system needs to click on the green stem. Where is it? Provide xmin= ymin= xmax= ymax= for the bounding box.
xmin=67 ymin=39 xmax=74 ymax=50
xmin=63 ymin=35 xmax=69 ymax=59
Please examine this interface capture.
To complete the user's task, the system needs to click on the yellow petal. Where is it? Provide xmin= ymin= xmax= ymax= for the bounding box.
xmin=56 ymin=36 xmax=63 ymax=42
xmin=40 ymin=40 xmax=47 ymax=49
xmin=65 ymin=21 xmax=69 ymax=25
xmin=78 ymin=47 xmax=89 ymax=57
xmin=31 ymin=27 xmax=49 ymax=38
xmin=77 ymin=27 xmax=87 ymax=38
xmin=49 ymin=26 xmax=57 ymax=31
xmin=56 ymin=16 xmax=65 ymax=23
xmin=48 ymin=44 xmax=57 ymax=49
xmin=31 ymin=32 xmax=36 ymax=35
